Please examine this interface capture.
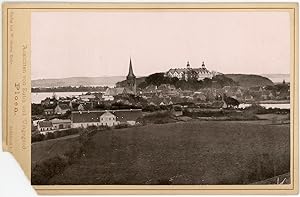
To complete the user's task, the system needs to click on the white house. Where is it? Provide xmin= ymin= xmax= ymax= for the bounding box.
xmin=71 ymin=109 xmax=143 ymax=128
xmin=99 ymin=111 xmax=118 ymax=127
xmin=37 ymin=121 xmax=54 ymax=133
xmin=50 ymin=118 xmax=72 ymax=130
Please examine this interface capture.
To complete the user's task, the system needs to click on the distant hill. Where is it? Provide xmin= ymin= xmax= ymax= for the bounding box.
xmin=117 ymin=73 xmax=273 ymax=90
xmin=32 ymin=76 xmax=126 ymax=88
xmin=225 ymin=74 xmax=274 ymax=88
xmin=117 ymin=72 xmax=238 ymax=90
xmin=32 ymin=74 xmax=276 ymax=89
xmin=261 ymin=74 xmax=290 ymax=83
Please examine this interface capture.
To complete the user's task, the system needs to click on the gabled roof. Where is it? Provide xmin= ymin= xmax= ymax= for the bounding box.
xmin=71 ymin=109 xmax=143 ymax=123
xmin=105 ymin=87 xmax=126 ymax=96
xmin=124 ymin=87 xmax=134 ymax=95
xmin=38 ymin=121 xmax=53 ymax=128
xmin=50 ymin=118 xmax=71 ymax=124
xmin=72 ymin=111 xmax=104 ymax=123
xmin=100 ymin=111 xmax=115 ymax=118
xmin=144 ymin=85 xmax=157 ymax=92
xmin=193 ymin=68 xmax=211 ymax=74
xmin=167 ymin=68 xmax=187 ymax=74
xmin=113 ymin=110 xmax=142 ymax=122
xmin=57 ymin=104 xmax=70 ymax=110
xmin=166 ymin=63 xmax=212 ymax=75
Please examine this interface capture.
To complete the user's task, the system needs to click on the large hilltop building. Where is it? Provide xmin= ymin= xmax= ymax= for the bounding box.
xmin=165 ymin=61 xmax=214 ymax=81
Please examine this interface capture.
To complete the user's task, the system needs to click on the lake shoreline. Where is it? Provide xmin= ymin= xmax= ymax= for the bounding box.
xmin=244 ymin=100 xmax=290 ymax=104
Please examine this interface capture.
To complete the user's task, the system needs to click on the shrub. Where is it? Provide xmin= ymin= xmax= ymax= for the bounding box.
xmin=140 ymin=111 xmax=175 ymax=124
xmin=32 ymin=128 xmax=81 ymax=143
xmin=143 ymin=105 xmax=160 ymax=112
xmin=183 ymin=110 xmax=225 ymax=118
xmin=86 ymin=125 xmax=98 ymax=131
xmin=45 ymin=132 xmax=55 ymax=140
xmin=154 ymin=119 xmax=168 ymax=124
xmin=32 ymin=156 xmax=69 ymax=185
xmin=115 ymin=124 xmax=128 ymax=129
xmin=244 ymin=104 xmax=290 ymax=115
xmin=244 ymin=104 xmax=266 ymax=114
xmin=31 ymin=133 xmax=45 ymax=143
xmin=32 ymin=129 xmax=92 ymax=185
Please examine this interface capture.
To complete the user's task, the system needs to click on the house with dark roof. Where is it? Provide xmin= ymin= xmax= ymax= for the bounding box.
xmin=37 ymin=121 xmax=54 ymax=133
xmin=54 ymin=104 xmax=71 ymax=115
xmin=50 ymin=118 xmax=72 ymax=130
xmin=71 ymin=109 xmax=143 ymax=128
xmin=105 ymin=87 xmax=123 ymax=96
xmin=144 ymin=85 xmax=157 ymax=93
xmin=44 ymin=108 xmax=54 ymax=116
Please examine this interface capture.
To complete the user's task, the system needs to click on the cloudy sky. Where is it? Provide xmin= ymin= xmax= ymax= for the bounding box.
xmin=31 ymin=11 xmax=290 ymax=79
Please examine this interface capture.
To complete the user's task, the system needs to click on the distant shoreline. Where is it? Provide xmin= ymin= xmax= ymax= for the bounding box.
xmin=244 ymin=100 xmax=290 ymax=104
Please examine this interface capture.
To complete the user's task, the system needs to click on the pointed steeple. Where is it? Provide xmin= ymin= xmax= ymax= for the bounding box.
xmin=127 ymin=57 xmax=135 ymax=78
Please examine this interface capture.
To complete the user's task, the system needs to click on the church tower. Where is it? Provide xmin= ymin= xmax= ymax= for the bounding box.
xmin=126 ymin=58 xmax=136 ymax=94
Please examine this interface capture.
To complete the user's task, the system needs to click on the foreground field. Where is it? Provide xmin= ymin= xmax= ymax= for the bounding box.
xmin=31 ymin=134 xmax=80 ymax=167
xmin=33 ymin=120 xmax=290 ymax=185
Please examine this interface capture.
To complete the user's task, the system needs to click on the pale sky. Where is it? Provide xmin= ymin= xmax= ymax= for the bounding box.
xmin=31 ymin=11 xmax=290 ymax=80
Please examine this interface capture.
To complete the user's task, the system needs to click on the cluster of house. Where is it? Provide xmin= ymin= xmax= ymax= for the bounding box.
xmin=35 ymin=109 xmax=143 ymax=134
xmin=33 ymin=118 xmax=72 ymax=134
xmin=136 ymin=83 xmax=290 ymax=107
xmin=33 ymin=58 xmax=290 ymax=134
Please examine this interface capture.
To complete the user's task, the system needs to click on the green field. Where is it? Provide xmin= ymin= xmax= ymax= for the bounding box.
xmin=31 ymin=135 xmax=80 ymax=167
xmin=33 ymin=120 xmax=290 ymax=185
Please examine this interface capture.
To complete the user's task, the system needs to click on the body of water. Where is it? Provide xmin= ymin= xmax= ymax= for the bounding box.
xmin=31 ymin=92 xmax=87 ymax=104
xmin=32 ymin=92 xmax=291 ymax=109
xmin=239 ymin=103 xmax=290 ymax=109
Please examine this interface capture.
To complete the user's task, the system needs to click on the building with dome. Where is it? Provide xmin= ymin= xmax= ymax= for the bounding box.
xmin=165 ymin=61 xmax=214 ymax=81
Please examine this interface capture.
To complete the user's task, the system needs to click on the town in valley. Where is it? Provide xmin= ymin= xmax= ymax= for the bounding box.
xmin=31 ymin=58 xmax=290 ymax=185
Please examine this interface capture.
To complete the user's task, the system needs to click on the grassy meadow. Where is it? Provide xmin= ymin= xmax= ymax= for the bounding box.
xmin=31 ymin=120 xmax=290 ymax=185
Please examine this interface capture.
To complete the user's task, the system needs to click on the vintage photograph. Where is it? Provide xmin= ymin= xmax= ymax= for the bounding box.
xmin=31 ymin=10 xmax=291 ymax=185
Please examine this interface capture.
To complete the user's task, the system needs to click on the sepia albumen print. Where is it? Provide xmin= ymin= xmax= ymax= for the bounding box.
xmin=31 ymin=9 xmax=292 ymax=186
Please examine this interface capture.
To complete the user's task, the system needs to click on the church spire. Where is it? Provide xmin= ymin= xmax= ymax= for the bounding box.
xmin=127 ymin=57 xmax=135 ymax=78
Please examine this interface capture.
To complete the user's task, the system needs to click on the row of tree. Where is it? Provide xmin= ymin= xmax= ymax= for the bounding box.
xmin=138 ymin=73 xmax=238 ymax=90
